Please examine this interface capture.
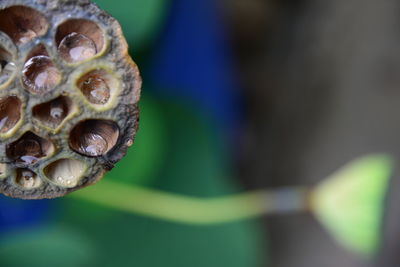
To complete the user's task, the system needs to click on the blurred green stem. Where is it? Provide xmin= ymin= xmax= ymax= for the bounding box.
xmin=70 ymin=181 xmax=308 ymax=225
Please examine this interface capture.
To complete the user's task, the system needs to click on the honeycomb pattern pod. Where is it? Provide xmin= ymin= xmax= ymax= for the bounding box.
xmin=0 ymin=0 xmax=141 ymax=199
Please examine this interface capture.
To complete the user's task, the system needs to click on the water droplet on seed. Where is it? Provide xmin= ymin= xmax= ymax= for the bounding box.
xmin=0 ymin=62 xmax=16 ymax=85
xmin=0 ymin=116 xmax=9 ymax=131
xmin=58 ymin=32 xmax=97 ymax=63
xmin=79 ymin=133 xmax=108 ymax=156
xmin=70 ymin=120 xmax=119 ymax=157
xmin=56 ymin=176 xmax=72 ymax=186
xmin=50 ymin=107 xmax=63 ymax=119
xmin=0 ymin=96 xmax=21 ymax=133
xmin=22 ymin=56 xmax=61 ymax=94
xmin=81 ymin=77 xmax=110 ymax=104
xmin=49 ymin=98 xmax=67 ymax=122
xmin=19 ymin=155 xmax=39 ymax=165
xmin=56 ymin=175 xmax=73 ymax=186
xmin=18 ymin=29 xmax=37 ymax=44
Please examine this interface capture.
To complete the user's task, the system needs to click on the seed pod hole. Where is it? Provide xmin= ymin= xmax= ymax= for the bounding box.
xmin=33 ymin=96 xmax=74 ymax=129
xmin=69 ymin=119 xmax=119 ymax=157
xmin=7 ymin=132 xmax=54 ymax=165
xmin=0 ymin=6 xmax=48 ymax=45
xmin=22 ymin=45 xmax=61 ymax=94
xmin=0 ymin=96 xmax=21 ymax=134
xmin=15 ymin=168 xmax=41 ymax=189
xmin=44 ymin=159 xmax=86 ymax=188
xmin=56 ymin=19 xmax=104 ymax=63
xmin=77 ymin=69 xmax=116 ymax=105
xmin=0 ymin=46 xmax=15 ymax=85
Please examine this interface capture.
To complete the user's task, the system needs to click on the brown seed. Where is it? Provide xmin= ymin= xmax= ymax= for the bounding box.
xmin=0 ymin=96 xmax=21 ymax=134
xmin=22 ymin=55 xmax=61 ymax=94
xmin=58 ymin=32 xmax=97 ymax=63
xmin=14 ymin=139 xmax=42 ymax=164
xmin=0 ymin=6 xmax=48 ymax=45
xmin=69 ymin=119 xmax=119 ymax=157
xmin=81 ymin=76 xmax=110 ymax=105
xmin=7 ymin=132 xmax=54 ymax=166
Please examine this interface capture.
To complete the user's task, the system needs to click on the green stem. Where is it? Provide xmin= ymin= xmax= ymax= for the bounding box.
xmin=70 ymin=180 xmax=308 ymax=225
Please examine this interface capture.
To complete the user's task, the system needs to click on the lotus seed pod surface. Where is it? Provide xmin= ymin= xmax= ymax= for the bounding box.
xmin=0 ymin=0 xmax=141 ymax=199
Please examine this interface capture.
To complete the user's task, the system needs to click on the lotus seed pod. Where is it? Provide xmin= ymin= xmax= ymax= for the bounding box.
xmin=0 ymin=0 xmax=141 ymax=199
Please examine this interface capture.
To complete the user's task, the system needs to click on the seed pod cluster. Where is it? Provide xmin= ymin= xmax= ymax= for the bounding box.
xmin=0 ymin=0 xmax=141 ymax=199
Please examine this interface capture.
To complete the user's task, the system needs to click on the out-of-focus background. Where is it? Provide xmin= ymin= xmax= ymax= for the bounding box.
xmin=1 ymin=0 xmax=400 ymax=266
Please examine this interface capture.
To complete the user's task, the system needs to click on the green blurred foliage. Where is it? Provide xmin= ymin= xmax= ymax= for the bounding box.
xmin=107 ymin=95 xmax=167 ymax=185
xmin=93 ymin=0 xmax=168 ymax=50
xmin=0 ymin=226 xmax=96 ymax=267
